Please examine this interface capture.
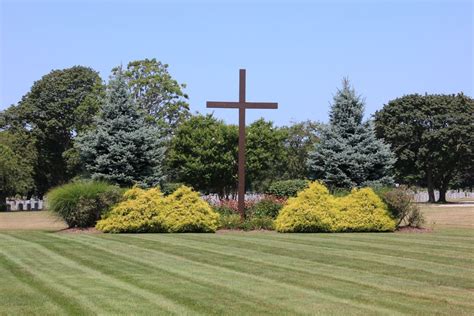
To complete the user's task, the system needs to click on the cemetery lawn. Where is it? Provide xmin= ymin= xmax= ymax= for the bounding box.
xmin=1 ymin=227 xmax=473 ymax=315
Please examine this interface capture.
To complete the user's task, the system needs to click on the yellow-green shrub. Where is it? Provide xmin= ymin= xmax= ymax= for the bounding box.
xmin=274 ymin=182 xmax=395 ymax=233
xmin=96 ymin=185 xmax=219 ymax=233
xmin=158 ymin=186 xmax=220 ymax=233
xmin=95 ymin=187 xmax=165 ymax=233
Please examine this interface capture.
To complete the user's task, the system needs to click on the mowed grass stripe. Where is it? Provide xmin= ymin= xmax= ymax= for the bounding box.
xmin=179 ymin=233 xmax=472 ymax=289
xmin=1 ymin=230 xmax=473 ymax=315
xmin=232 ymin=233 xmax=474 ymax=266
xmin=0 ymin=253 xmax=75 ymax=315
xmin=204 ymin=234 xmax=474 ymax=281
xmin=257 ymin=231 xmax=474 ymax=255
xmin=93 ymin=233 xmax=471 ymax=315
xmin=46 ymin=233 xmax=299 ymax=315
xmin=8 ymin=232 xmax=233 ymax=316
xmin=60 ymin=233 xmax=396 ymax=316
xmin=149 ymin=233 xmax=473 ymax=308
xmin=329 ymin=231 xmax=474 ymax=248
xmin=0 ymin=242 xmax=99 ymax=315
xmin=0 ymin=233 xmax=197 ymax=315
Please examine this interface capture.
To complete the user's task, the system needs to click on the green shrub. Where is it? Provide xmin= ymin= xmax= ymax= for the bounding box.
xmin=218 ymin=213 xmax=242 ymax=230
xmin=213 ymin=205 xmax=236 ymax=216
xmin=381 ymin=187 xmax=425 ymax=228
xmin=46 ymin=181 xmax=123 ymax=228
xmin=161 ymin=182 xmax=185 ymax=196
xmin=96 ymin=185 xmax=220 ymax=233
xmin=241 ymin=216 xmax=274 ymax=231
xmin=266 ymin=180 xmax=309 ymax=198
xmin=249 ymin=198 xmax=283 ymax=218
xmin=274 ymin=182 xmax=395 ymax=233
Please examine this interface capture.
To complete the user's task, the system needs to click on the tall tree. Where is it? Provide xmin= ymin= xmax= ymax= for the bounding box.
xmin=167 ymin=114 xmax=238 ymax=196
xmin=0 ymin=131 xmax=37 ymax=196
xmin=114 ymin=59 xmax=190 ymax=135
xmin=280 ymin=120 xmax=320 ymax=179
xmin=76 ymin=69 xmax=165 ymax=187
xmin=0 ymin=144 xmax=34 ymax=210
xmin=0 ymin=66 xmax=104 ymax=196
xmin=246 ymin=119 xmax=287 ymax=191
xmin=374 ymin=93 xmax=474 ymax=202
xmin=307 ymin=79 xmax=396 ymax=188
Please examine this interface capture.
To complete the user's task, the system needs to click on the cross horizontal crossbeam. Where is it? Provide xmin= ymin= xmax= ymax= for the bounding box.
xmin=206 ymin=101 xmax=278 ymax=109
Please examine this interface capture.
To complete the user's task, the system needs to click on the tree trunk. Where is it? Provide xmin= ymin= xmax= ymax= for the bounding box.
xmin=438 ymin=187 xmax=447 ymax=203
xmin=426 ymin=169 xmax=436 ymax=203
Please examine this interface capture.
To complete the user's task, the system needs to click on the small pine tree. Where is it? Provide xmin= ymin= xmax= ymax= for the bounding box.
xmin=76 ymin=69 xmax=165 ymax=187
xmin=307 ymin=78 xmax=395 ymax=188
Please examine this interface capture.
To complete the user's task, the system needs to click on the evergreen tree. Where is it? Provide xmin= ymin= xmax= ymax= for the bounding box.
xmin=307 ymin=79 xmax=395 ymax=188
xmin=76 ymin=69 xmax=165 ymax=187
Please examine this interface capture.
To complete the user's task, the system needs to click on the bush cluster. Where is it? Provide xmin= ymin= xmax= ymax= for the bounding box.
xmin=46 ymin=181 xmax=123 ymax=228
xmin=266 ymin=179 xmax=309 ymax=198
xmin=248 ymin=196 xmax=285 ymax=218
xmin=274 ymin=182 xmax=396 ymax=232
xmin=381 ymin=187 xmax=424 ymax=228
xmin=96 ymin=185 xmax=220 ymax=233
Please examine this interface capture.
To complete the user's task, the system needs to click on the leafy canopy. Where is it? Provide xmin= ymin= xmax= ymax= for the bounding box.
xmin=0 ymin=66 xmax=104 ymax=195
xmin=374 ymin=93 xmax=474 ymax=202
xmin=113 ymin=58 xmax=190 ymax=135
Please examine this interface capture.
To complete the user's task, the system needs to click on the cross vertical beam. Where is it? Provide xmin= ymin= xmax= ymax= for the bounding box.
xmin=207 ymin=69 xmax=278 ymax=220
xmin=238 ymin=69 xmax=246 ymax=217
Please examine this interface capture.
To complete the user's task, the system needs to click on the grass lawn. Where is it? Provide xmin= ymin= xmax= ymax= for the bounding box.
xmin=0 ymin=203 xmax=473 ymax=315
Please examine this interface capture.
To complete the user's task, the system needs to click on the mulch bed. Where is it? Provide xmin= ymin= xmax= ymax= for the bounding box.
xmin=216 ymin=229 xmax=275 ymax=234
xmin=56 ymin=227 xmax=102 ymax=234
xmin=395 ymin=226 xmax=433 ymax=234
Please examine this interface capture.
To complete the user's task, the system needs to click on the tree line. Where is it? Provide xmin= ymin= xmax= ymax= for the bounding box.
xmin=1 ymin=58 xmax=472 ymax=210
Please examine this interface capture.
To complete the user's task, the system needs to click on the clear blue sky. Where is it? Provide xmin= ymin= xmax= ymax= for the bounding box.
xmin=1 ymin=0 xmax=472 ymax=126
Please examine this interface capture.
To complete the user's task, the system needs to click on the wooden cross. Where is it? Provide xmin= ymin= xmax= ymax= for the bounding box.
xmin=207 ymin=69 xmax=278 ymax=219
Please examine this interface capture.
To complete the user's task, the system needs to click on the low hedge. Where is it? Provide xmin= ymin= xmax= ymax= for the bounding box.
xmin=249 ymin=197 xmax=284 ymax=218
xmin=274 ymin=182 xmax=395 ymax=233
xmin=46 ymin=181 xmax=123 ymax=228
xmin=96 ymin=185 xmax=220 ymax=233
xmin=266 ymin=180 xmax=309 ymax=198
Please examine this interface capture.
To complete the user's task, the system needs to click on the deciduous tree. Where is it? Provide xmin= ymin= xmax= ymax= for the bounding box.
xmin=374 ymin=93 xmax=474 ymax=202
xmin=114 ymin=59 xmax=190 ymax=135
xmin=0 ymin=144 xmax=34 ymax=210
xmin=0 ymin=66 xmax=104 ymax=196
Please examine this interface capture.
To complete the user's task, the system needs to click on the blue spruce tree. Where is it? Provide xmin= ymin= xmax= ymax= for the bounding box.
xmin=307 ymin=78 xmax=395 ymax=188
xmin=77 ymin=68 xmax=165 ymax=187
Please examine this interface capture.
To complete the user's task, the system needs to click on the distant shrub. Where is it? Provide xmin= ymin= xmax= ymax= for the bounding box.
xmin=213 ymin=204 xmax=237 ymax=216
xmin=47 ymin=181 xmax=122 ymax=228
xmin=241 ymin=216 xmax=274 ymax=231
xmin=266 ymin=180 xmax=309 ymax=198
xmin=381 ymin=187 xmax=424 ymax=228
xmin=218 ymin=214 xmax=242 ymax=230
xmin=274 ymin=182 xmax=395 ymax=233
xmin=161 ymin=182 xmax=185 ymax=196
xmin=249 ymin=197 xmax=284 ymax=218
xmin=96 ymin=185 xmax=220 ymax=233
